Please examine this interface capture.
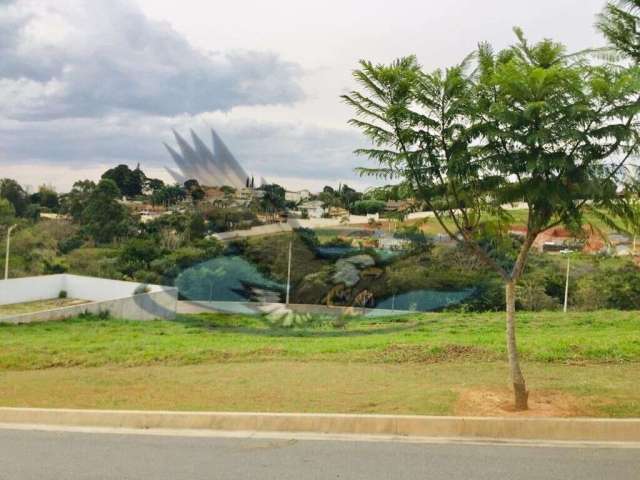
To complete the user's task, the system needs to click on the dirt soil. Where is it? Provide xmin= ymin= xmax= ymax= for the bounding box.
xmin=454 ymin=388 xmax=587 ymax=417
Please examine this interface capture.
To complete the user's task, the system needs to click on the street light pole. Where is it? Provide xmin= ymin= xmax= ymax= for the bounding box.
xmin=285 ymin=237 xmax=293 ymax=306
xmin=563 ymin=256 xmax=571 ymax=314
xmin=4 ymin=224 xmax=17 ymax=281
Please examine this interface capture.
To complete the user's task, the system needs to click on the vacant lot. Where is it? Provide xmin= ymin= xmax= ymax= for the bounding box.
xmin=0 ymin=310 xmax=638 ymax=417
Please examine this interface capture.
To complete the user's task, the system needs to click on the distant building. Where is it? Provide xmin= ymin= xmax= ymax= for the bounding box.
xmin=285 ymin=189 xmax=311 ymax=203
xmin=377 ymin=236 xmax=411 ymax=250
xmin=164 ymin=129 xmax=262 ymax=189
xmin=298 ymin=200 xmax=325 ymax=219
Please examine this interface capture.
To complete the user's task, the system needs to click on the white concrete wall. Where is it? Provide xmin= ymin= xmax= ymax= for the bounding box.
xmin=0 ymin=274 xmax=178 ymax=323
xmin=63 ymin=274 xmax=165 ymax=302
xmin=0 ymin=274 xmax=167 ymax=305
xmin=0 ymin=274 xmax=66 ymax=305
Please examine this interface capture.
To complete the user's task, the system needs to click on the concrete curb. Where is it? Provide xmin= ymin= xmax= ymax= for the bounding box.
xmin=0 ymin=408 xmax=639 ymax=443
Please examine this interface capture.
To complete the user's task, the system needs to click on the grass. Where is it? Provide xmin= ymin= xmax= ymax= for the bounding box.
xmin=1 ymin=310 xmax=638 ymax=369
xmin=1 ymin=362 xmax=637 ymax=416
xmin=0 ymin=310 xmax=638 ymax=416
xmin=0 ymin=298 xmax=88 ymax=317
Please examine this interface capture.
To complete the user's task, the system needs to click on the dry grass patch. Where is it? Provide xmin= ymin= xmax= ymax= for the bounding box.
xmin=0 ymin=298 xmax=88 ymax=317
xmin=0 ymin=361 xmax=637 ymax=417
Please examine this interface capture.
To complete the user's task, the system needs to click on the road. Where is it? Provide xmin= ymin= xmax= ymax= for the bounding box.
xmin=0 ymin=428 xmax=638 ymax=480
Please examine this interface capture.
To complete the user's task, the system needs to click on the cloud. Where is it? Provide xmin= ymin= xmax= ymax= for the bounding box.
xmin=0 ymin=112 xmax=370 ymax=191
xmin=0 ymin=0 xmax=303 ymax=120
xmin=0 ymin=0 xmax=373 ymax=192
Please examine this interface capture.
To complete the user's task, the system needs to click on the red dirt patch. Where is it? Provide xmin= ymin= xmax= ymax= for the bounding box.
xmin=455 ymin=388 xmax=587 ymax=417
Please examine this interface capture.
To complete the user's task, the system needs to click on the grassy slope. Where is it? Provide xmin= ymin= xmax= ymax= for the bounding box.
xmin=1 ymin=310 xmax=638 ymax=369
xmin=0 ymin=310 xmax=638 ymax=416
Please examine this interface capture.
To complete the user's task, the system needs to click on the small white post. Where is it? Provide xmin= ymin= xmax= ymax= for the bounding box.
xmin=285 ymin=237 xmax=293 ymax=306
xmin=4 ymin=224 xmax=17 ymax=281
xmin=563 ymin=256 xmax=570 ymax=313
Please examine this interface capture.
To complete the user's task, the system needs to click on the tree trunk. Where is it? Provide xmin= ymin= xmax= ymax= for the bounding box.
xmin=505 ymin=281 xmax=528 ymax=410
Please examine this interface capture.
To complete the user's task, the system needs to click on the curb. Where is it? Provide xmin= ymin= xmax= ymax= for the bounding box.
xmin=0 ymin=408 xmax=639 ymax=443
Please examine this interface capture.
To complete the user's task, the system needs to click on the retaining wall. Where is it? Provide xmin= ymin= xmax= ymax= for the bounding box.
xmin=0 ymin=274 xmax=178 ymax=323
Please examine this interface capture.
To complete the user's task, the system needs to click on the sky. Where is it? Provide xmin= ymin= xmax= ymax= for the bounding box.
xmin=0 ymin=0 xmax=611 ymax=192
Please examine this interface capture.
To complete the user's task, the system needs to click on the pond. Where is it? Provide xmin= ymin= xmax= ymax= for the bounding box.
xmin=315 ymin=246 xmax=400 ymax=262
xmin=376 ymin=288 xmax=474 ymax=312
xmin=175 ymin=256 xmax=284 ymax=302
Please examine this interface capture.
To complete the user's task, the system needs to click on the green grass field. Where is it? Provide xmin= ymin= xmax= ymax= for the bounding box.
xmin=0 ymin=310 xmax=638 ymax=417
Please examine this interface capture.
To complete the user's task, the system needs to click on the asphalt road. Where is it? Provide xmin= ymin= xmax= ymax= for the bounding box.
xmin=0 ymin=428 xmax=638 ymax=480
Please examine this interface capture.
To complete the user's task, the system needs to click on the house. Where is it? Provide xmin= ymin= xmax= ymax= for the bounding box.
xmin=285 ymin=189 xmax=311 ymax=203
xmin=378 ymin=236 xmax=411 ymax=250
xmin=298 ymin=200 xmax=325 ymax=219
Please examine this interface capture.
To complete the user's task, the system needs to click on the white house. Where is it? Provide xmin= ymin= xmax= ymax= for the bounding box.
xmin=285 ymin=189 xmax=311 ymax=203
xmin=297 ymin=200 xmax=325 ymax=219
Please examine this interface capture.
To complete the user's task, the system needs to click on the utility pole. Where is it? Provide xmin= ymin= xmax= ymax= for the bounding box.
xmin=563 ymin=256 xmax=570 ymax=313
xmin=285 ymin=236 xmax=293 ymax=306
xmin=4 ymin=224 xmax=17 ymax=281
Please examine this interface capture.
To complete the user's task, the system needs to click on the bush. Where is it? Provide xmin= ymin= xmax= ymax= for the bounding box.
xmin=44 ymin=258 xmax=68 ymax=274
xmin=134 ymin=284 xmax=151 ymax=295
xmin=350 ymin=200 xmax=386 ymax=215
xmin=58 ymin=290 xmax=67 ymax=299
xmin=58 ymin=236 xmax=84 ymax=254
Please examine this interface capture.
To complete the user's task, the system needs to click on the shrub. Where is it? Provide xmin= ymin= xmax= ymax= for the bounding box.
xmin=58 ymin=236 xmax=84 ymax=254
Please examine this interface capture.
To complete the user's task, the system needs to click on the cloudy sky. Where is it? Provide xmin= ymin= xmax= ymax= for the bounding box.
xmin=0 ymin=0 xmax=611 ymax=192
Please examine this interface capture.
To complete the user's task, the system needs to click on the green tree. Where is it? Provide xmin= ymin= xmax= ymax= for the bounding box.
xmin=188 ymin=214 xmax=207 ymax=240
xmin=184 ymin=179 xmax=206 ymax=203
xmin=339 ymin=184 xmax=362 ymax=208
xmin=599 ymin=1 xmax=640 ymax=251
xmin=144 ymin=177 xmax=165 ymax=194
xmin=82 ymin=179 xmax=130 ymax=244
xmin=0 ymin=198 xmax=15 ymax=226
xmin=0 ymin=178 xmax=29 ymax=217
xmin=258 ymin=184 xmax=286 ymax=220
xmin=118 ymin=238 xmax=162 ymax=276
xmin=101 ymin=164 xmax=145 ymax=198
xmin=351 ymin=199 xmax=386 ymax=215
xmin=598 ymin=0 xmax=640 ymax=60
xmin=61 ymin=180 xmax=96 ymax=221
xmin=31 ymin=185 xmax=59 ymax=211
xmin=343 ymin=33 xmax=640 ymax=409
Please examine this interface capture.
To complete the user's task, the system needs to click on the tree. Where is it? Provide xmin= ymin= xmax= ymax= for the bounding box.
xmin=82 ymin=179 xmax=130 ymax=244
xmin=339 ymin=184 xmax=362 ymax=208
xmin=188 ymin=214 xmax=207 ymax=240
xmin=118 ymin=238 xmax=162 ymax=276
xmin=351 ymin=199 xmax=386 ymax=215
xmin=258 ymin=184 xmax=287 ymax=220
xmin=101 ymin=164 xmax=145 ymax=198
xmin=145 ymin=177 xmax=165 ymax=194
xmin=343 ymin=33 xmax=640 ymax=409
xmin=184 ymin=179 xmax=206 ymax=203
xmin=598 ymin=0 xmax=640 ymax=60
xmin=318 ymin=186 xmax=343 ymax=216
xmin=0 ymin=178 xmax=29 ymax=217
xmin=31 ymin=185 xmax=59 ymax=211
xmin=0 ymin=198 xmax=15 ymax=226
xmin=599 ymin=1 xmax=640 ymax=253
xmin=61 ymin=180 xmax=96 ymax=221
xmin=152 ymin=184 xmax=187 ymax=207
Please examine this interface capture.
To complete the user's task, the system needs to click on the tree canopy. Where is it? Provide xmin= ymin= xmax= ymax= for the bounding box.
xmin=343 ymin=29 xmax=640 ymax=410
